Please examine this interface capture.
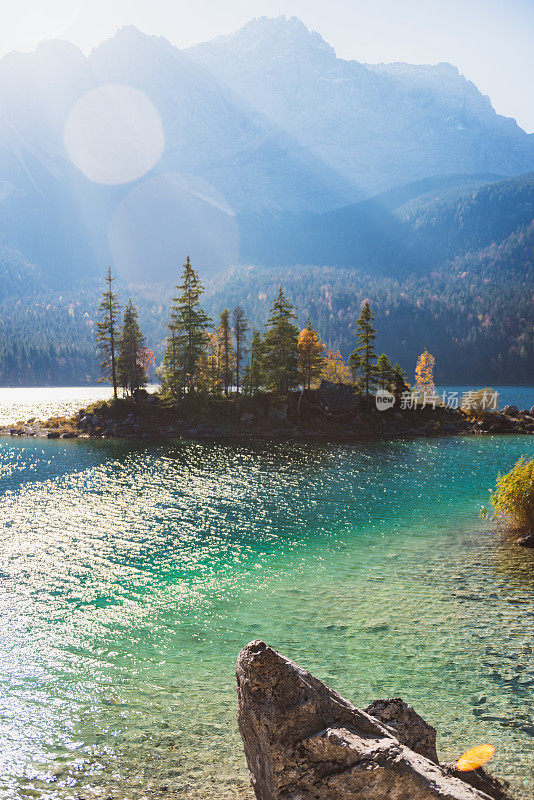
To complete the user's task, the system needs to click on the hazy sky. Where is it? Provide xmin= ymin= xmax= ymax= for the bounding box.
xmin=2 ymin=0 xmax=534 ymax=132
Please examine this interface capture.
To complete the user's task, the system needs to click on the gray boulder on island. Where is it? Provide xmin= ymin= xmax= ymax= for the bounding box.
xmin=236 ymin=640 xmax=514 ymax=800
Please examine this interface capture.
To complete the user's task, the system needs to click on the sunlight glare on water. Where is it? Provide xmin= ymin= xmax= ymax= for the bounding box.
xmin=0 ymin=386 xmax=160 ymax=427
xmin=0 ymin=432 xmax=533 ymax=799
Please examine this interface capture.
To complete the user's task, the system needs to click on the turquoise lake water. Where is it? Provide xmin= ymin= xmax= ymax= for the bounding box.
xmin=0 ymin=393 xmax=533 ymax=798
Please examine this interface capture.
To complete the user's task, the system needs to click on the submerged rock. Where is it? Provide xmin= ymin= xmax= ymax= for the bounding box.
xmin=236 ymin=640 xmax=514 ymax=800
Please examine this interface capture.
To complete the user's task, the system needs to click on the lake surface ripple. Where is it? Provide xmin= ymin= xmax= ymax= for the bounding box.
xmin=0 ymin=434 xmax=533 ymax=798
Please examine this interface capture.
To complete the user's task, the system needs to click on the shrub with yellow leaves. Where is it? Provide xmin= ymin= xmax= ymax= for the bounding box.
xmin=489 ymin=456 xmax=534 ymax=533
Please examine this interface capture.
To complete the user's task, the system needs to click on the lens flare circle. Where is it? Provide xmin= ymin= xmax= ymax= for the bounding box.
xmin=64 ymin=84 xmax=165 ymax=185
xmin=456 ymin=744 xmax=495 ymax=772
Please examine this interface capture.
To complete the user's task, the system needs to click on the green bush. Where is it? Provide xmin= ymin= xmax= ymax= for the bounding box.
xmin=490 ymin=457 xmax=534 ymax=532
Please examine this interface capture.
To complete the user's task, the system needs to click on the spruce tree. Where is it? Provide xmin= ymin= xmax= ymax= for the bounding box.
xmin=348 ymin=350 xmax=360 ymax=383
xmin=232 ymin=306 xmax=249 ymax=395
xmin=118 ymin=299 xmax=148 ymax=396
xmin=163 ymin=256 xmax=211 ymax=396
xmin=95 ymin=266 xmax=120 ymax=398
xmin=218 ymin=308 xmax=235 ymax=398
xmin=393 ymin=362 xmax=408 ymax=397
xmin=263 ymin=287 xmax=300 ymax=394
xmin=245 ymin=328 xmax=264 ymax=396
xmin=353 ymin=301 xmax=377 ymax=396
xmin=376 ymin=353 xmax=394 ymax=390
xmin=160 ymin=328 xmax=179 ymax=398
xmin=297 ymin=320 xmax=325 ymax=389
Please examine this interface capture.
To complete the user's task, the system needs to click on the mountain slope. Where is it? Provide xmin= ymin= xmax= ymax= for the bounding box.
xmin=0 ymin=27 xmax=354 ymax=285
xmin=237 ymin=173 xmax=534 ymax=273
xmin=190 ymin=16 xmax=534 ymax=196
xmin=2 ymin=221 xmax=531 ymax=386
xmin=205 ymin=222 xmax=534 ymax=385
xmin=1 ymin=18 xmax=534 ymax=287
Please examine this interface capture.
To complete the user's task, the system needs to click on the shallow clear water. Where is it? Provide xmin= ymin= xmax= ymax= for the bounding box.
xmin=0 ymin=431 xmax=533 ymax=798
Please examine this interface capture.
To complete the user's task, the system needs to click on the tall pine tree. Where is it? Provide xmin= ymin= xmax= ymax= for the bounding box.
xmin=376 ymin=353 xmax=395 ymax=390
xmin=118 ymin=299 xmax=148 ymax=396
xmin=162 ymin=256 xmax=211 ymax=396
xmin=218 ymin=308 xmax=235 ymax=398
xmin=161 ymin=328 xmax=179 ymax=397
xmin=348 ymin=350 xmax=360 ymax=383
xmin=244 ymin=328 xmax=264 ymax=396
xmin=263 ymin=287 xmax=299 ymax=394
xmin=95 ymin=266 xmax=120 ymax=399
xmin=392 ymin=362 xmax=408 ymax=397
xmin=352 ymin=301 xmax=377 ymax=396
xmin=232 ymin=305 xmax=249 ymax=395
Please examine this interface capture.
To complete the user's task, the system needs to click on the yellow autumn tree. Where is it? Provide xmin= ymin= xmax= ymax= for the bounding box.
xmin=297 ymin=322 xmax=326 ymax=389
xmin=321 ymin=350 xmax=353 ymax=384
xmin=414 ymin=350 xmax=436 ymax=395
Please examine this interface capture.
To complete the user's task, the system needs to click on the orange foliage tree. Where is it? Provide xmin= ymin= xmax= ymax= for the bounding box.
xmin=197 ymin=332 xmax=221 ymax=393
xmin=297 ymin=322 xmax=325 ymax=389
xmin=414 ymin=350 xmax=436 ymax=394
xmin=322 ymin=350 xmax=353 ymax=384
xmin=137 ymin=346 xmax=155 ymax=374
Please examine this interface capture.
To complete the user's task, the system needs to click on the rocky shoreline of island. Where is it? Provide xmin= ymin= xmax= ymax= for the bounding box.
xmin=1 ymin=382 xmax=533 ymax=442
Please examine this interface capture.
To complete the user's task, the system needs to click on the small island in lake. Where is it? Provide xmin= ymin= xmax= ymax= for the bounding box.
xmin=2 ymin=260 xmax=532 ymax=442
xmin=3 ymin=382 xmax=533 ymax=442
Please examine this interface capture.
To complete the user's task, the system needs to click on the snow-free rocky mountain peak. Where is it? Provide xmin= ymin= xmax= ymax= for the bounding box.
xmin=1 ymin=16 xmax=533 ymax=283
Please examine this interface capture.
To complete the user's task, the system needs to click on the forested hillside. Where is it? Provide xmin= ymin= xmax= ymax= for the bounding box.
xmin=238 ymin=173 xmax=534 ymax=273
xmin=207 ymin=224 xmax=534 ymax=384
xmin=1 ymin=219 xmax=532 ymax=386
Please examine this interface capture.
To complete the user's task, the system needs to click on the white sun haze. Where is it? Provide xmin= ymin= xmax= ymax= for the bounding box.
xmin=0 ymin=0 xmax=84 ymax=53
xmin=1 ymin=0 xmax=533 ymax=132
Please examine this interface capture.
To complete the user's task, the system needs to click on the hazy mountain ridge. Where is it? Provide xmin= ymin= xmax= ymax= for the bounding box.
xmin=0 ymin=23 xmax=355 ymax=285
xmin=0 ymin=16 xmax=534 ymax=285
xmin=0 ymin=26 xmax=348 ymax=214
xmin=189 ymin=16 xmax=534 ymax=196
